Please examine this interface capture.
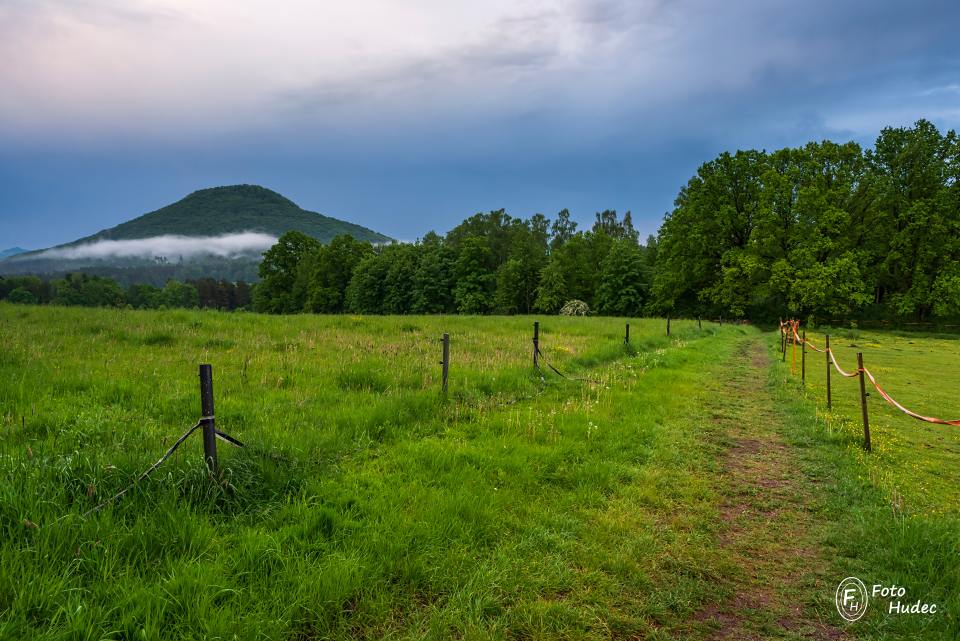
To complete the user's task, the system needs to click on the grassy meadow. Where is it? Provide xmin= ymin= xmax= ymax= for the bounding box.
xmin=774 ymin=326 xmax=960 ymax=638
xmin=1 ymin=305 xmax=746 ymax=639
xmin=1 ymin=304 xmax=958 ymax=639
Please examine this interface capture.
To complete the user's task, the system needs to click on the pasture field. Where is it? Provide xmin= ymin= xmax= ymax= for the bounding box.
xmin=774 ymin=327 xmax=960 ymax=638
xmin=0 ymin=304 xmax=958 ymax=639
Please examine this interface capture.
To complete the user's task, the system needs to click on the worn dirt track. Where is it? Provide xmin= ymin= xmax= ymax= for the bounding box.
xmin=688 ymin=338 xmax=845 ymax=640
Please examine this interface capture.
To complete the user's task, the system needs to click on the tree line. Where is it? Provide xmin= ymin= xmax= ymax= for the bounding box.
xmin=251 ymin=209 xmax=653 ymax=316
xmin=0 ymin=256 xmax=261 ymax=287
xmin=0 ymin=274 xmax=252 ymax=310
xmin=3 ymin=119 xmax=956 ymax=323
xmin=653 ymin=119 xmax=959 ymax=322
xmin=253 ymin=119 xmax=958 ymax=322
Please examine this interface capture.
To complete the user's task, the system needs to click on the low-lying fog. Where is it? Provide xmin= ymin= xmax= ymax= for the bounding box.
xmin=39 ymin=232 xmax=277 ymax=261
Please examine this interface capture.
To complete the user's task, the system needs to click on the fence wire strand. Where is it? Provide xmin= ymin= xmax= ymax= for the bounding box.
xmin=69 ymin=416 xmax=245 ymax=522
xmin=79 ymin=418 xmax=205 ymax=519
xmin=536 ymin=347 xmax=601 ymax=384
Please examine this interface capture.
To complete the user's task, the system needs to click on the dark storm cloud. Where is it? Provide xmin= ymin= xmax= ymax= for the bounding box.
xmin=1 ymin=0 xmax=958 ymax=249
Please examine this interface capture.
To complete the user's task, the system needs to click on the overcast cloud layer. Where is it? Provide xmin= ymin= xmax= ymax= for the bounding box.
xmin=1 ymin=0 xmax=958 ymax=248
xmin=39 ymin=233 xmax=277 ymax=260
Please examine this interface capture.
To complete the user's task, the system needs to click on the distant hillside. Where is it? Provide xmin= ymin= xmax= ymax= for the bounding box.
xmin=0 ymin=247 xmax=28 ymax=260
xmin=68 ymin=185 xmax=391 ymax=246
xmin=0 ymin=185 xmax=392 ymax=281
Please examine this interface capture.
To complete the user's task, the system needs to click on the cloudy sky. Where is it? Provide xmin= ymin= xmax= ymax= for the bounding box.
xmin=1 ymin=0 xmax=958 ymax=248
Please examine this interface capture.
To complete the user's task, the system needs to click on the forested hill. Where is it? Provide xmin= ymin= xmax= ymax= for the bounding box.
xmin=0 ymin=248 xmax=27 ymax=259
xmin=67 ymin=185 xmax=391 ymax=245
xmin=0 ymin=185 xmax=391 ymax=283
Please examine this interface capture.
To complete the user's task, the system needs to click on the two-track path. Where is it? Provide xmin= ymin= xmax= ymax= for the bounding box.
xmin=685 ymin=337 xmax=846 ymax=640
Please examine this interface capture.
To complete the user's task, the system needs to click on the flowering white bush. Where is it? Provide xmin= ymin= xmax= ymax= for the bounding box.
xmin=559 ymin=299 xmax=590 ymax=316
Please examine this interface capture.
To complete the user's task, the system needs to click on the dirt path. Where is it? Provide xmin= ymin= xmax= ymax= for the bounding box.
xmin=689 ymin=337 xmax=845 ymax=640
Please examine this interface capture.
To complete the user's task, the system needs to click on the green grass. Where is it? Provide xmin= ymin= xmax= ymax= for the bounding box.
xmin=3 ymin=305 xmax=958 ymax=639
xmin=784 ymin=327 xmax=960 ymax=512
xmin=1 ymin=304 xmax=751 ymax=639
xmin=774 ymin=328 xmax=960 ymax=638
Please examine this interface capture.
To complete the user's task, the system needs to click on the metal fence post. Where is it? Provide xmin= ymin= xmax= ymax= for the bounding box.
xmin=857 ymin=352 xmax=871 ymax=451
xmin=625 ymin=323 xmax=630 ymax=344
xmin=198 ymin=364 xmax=218 ymax=475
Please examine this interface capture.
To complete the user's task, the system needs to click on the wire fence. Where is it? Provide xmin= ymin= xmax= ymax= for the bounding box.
xmin=37 ymin=318 xmax=703 ymax=525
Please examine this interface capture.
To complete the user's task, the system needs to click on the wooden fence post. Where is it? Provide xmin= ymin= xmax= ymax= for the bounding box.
xmin=198 ymin=364 xmax=218 ymax=475
xmin=666 ymin=316 xmax=671 ymax=336
xmin=533 ymin=321 xmax=539 ymax=368
xmin=441 ymin=333 xmax=450 ymax=394
xmin=825 ymin=334 xmax=832 ymax=410
xmin=625 ymin=323 xmax=630 ymax=344
xmin=801 ymin=330 xmax=806 ymax=384
xmin=697 ymin=316 xmax=701 ymax=329
xmin=791 ymin=324 xmax=797 ymax=373
xmin=857 ymin=352 xmax=871 ymax=451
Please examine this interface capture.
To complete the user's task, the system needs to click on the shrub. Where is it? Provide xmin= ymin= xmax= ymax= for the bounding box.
xmin=7 ymin=287 xmax=37 ymax=305
xmin=559 ymin=299 xmax=590 ymax=316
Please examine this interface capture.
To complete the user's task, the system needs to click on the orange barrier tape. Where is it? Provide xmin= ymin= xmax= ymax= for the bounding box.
xmin=828 ymin=349 xmax=860 ymax=378
xmin=862 ymin=367 xmax=960 ymax=426
xmin=781 ymin=317 xmax=960 ymax=425
xmin=792 ymin=326 xmax=825 ymax=353
xmin=782 ymin=321 xmax=823 ymax=351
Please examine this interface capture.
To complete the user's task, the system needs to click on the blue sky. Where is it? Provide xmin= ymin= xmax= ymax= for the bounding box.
xmin=1 ymin=0 xmax=959 ymax=249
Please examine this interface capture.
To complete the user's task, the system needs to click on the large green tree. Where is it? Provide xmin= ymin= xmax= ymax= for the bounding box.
xmin=596 ymin=239 xmax=646 ymax=316
xmin=411 ymin=233 xmax=455 ymax=314
xmin=302 ymin=235 xmax=374 ymax=313
xmin=453 ymin=236 xmax=496 ymax=314
xmin=534 ymin=260 xmax=568 ymax=313
xmin=254 ymin=231 xmax=320 ymax=313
